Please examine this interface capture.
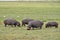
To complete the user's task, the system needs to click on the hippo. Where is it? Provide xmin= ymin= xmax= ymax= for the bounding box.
xmin=27 ymin=20 xmax=44 ymax=30
xmin=22 ymin=18 xmax=34 ymax=26
xmin=4 ymin=18 xmax=20 ymax=27
xmin=45 ymin=22 xmax=58 ymax=28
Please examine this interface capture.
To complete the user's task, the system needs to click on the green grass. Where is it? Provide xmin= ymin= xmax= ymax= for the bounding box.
xmin=0 ymin=2 xmax=60 ymax=21
xmin=0 ymin=1 xmax=60 ymax=40
xmin=0 ymin=24 xmax=60 ymax=40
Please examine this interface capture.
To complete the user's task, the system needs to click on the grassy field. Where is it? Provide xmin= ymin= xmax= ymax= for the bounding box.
xmin=0 ymin=1 xmax=60 ymax=40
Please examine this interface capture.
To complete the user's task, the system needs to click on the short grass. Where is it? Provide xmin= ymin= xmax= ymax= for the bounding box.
xmin=0 ymin=1 xmax=60 ymax=40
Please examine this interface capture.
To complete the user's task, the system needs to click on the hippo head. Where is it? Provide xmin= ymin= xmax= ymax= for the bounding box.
xmin=17 ymin=22 xmax=20 ymax=27
xmin=27 ymin=26 xmax=31 ymax=30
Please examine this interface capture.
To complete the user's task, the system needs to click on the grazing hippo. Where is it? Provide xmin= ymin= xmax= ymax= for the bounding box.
xmin=22 ymin=18 xmax=34 ymax=26
xmin=4 ymin=18 xmax=20 ymax=27
xmin=27 ymin=20 xmax=44 ymax=30
xmin=45 ymin=22 xmax=58 ymax=28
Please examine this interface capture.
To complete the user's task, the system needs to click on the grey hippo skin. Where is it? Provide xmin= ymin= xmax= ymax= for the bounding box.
xmin=45 ymin=22 xmax=58 ymax=28
xmin=27 ymin=20 xmax=44 ymax=30
xmin=22 ymin=18 xmax=34 ymax=26
xmin=4 ymin=18 xmax=20 ymax=27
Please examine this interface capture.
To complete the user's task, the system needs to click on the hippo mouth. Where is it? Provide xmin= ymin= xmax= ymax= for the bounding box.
xmin=27 ymin=29 xmax=30 ymax=30
xmin=27 ymin=27 xmax=31 ymax=30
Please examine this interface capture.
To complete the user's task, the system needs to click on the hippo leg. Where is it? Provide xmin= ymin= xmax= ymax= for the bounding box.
xmin=32 ymin=27 xmax=34 ymax=30
xmin=5 ymin=24 xmax=7 ymax=27
xmin=23 ymin=24 xmax=25 ymax=26
xmin=40 ymin=26 xmax=42 ymax=29
xmin=22 ymin=23 xmax=23 ymax=26
xmin=46 ymin=25 xmax=48 ymax=28
xmin=14 ymin=25 xmax=16 ymax=27
xmin=11 ymin=25 xmax=13 ymax=27
xmin=18 ymin=25 xmax=20 ymax=27
xmin=22 ymin=24 xmax=25 ymax=26
xmin=55 ymin=25 xmax=58 ymax=28
xmin=22 ymin=23 xmax=25 ymax=26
